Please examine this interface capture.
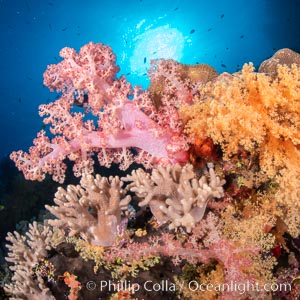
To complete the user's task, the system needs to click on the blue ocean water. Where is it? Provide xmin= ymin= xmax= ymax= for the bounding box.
xmin=0 ymin=0 xmax=299 ymax=159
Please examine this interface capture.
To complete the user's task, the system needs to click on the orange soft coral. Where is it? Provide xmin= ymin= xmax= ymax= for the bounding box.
xmin=180 ymin=61 xmax=300 ymax=209
xmin=62 ymin=272 xmax=81 ymax=300
xmin=181 ymin=63 xmax=300 ymax=172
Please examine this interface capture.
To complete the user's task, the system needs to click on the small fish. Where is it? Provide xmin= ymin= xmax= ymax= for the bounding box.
xmin=18 ymin=97 xmax=21 ymax=103
xmin=174 ymin=7 xmax=178 ymax=11
xmin=240 ymin=35 xmax=244 ymax=39
xmin=54 ymin=57 xmax=58 ymax=61
xmin=61 ymin=27 xmax=68 ymax=31
xmin=221 ymin=64 xmax=227 ymax=68
xmin=48 ymin=23 xmax=52 ymax=30
xmin=220 ymin=14 xmax=224 ymax=18
xmin=208 ymin=28 xmax=212 ymax=31
xmin=126 ymin=72 xmax=131 ymax=76
xmin=152 ymin=51 xmax=157 ymax=54
xmin=226 ymin=47 xmax=229 ymax=50
xmin=142 ymin=73 xmax=147 ymax=76
xmin=190 ymin=29 xmax=195 ymax=34
xmin=144 ymin=57 xmax=147 ymax=64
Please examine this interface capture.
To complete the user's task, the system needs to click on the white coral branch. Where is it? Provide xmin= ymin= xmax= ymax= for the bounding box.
xmin=5 ymin=222 xmax=55 ymax=300
xmin=46 ymin=173 xmax=131 ymax=246
xmin=124 ymin=163 xmax=225 ymax=232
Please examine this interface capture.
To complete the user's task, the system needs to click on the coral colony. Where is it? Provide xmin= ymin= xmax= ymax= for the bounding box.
xmin=4 ymin=43 xmax=300 ymax=299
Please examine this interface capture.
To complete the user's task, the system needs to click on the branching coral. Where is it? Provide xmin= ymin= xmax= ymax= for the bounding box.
xmin=10 ymin=43 xmax=190 ymax=183
xmin=45 ymin=173 xmax=131 ymax=246
xmin=123 ymin=163 xmax=225 ymax=232
xmin=180 ymin=62 xmax=300 ymax=207
xmin=4 ymin=222 xmax=55 ymax=300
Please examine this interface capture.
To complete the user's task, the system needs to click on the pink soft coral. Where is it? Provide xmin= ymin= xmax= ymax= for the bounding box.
xmin=10 ymin=42 xmax=189 ymax=182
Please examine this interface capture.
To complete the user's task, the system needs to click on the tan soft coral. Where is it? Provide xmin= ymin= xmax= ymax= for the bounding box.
xmin=180 ymin=62 xmax=300 ymax=208
xmin=123 ymin=163 xmax=225 ymax=232
xmin=45 ymin=173 xmax=131 ymax=246
xmin=5 ymin=222 xmax=55 ymax=300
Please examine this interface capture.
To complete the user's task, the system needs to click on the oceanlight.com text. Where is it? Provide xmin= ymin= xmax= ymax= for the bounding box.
xmin=188 ymin=280 xmax=292 ymax=294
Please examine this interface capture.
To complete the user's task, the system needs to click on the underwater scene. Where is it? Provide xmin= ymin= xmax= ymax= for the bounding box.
xmin=1 ymin=0 xmax=300 ymax=299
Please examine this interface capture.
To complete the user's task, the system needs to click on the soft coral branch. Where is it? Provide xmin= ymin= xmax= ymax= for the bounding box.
xmin=10 ymin=42 xmax=189 ymax=182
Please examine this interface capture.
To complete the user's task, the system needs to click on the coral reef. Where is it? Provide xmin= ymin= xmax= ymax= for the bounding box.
xmin=45 ymin=162 xmax=224 ymax=241
xmin=3 ymin=45 xmax=300 ymax=300
xmin=180 ymin=61 xmax=300 ymax=235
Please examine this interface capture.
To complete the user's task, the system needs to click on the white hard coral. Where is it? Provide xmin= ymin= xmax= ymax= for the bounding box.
xmin=45 ymin=173 xmax=131 ymax=246
xmin=123 ymin=163 xmax=225 ymax=232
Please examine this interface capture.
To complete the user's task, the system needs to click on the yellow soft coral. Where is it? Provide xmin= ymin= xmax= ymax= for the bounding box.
xmin=180 ymin=62 xmax=300 ymax=208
